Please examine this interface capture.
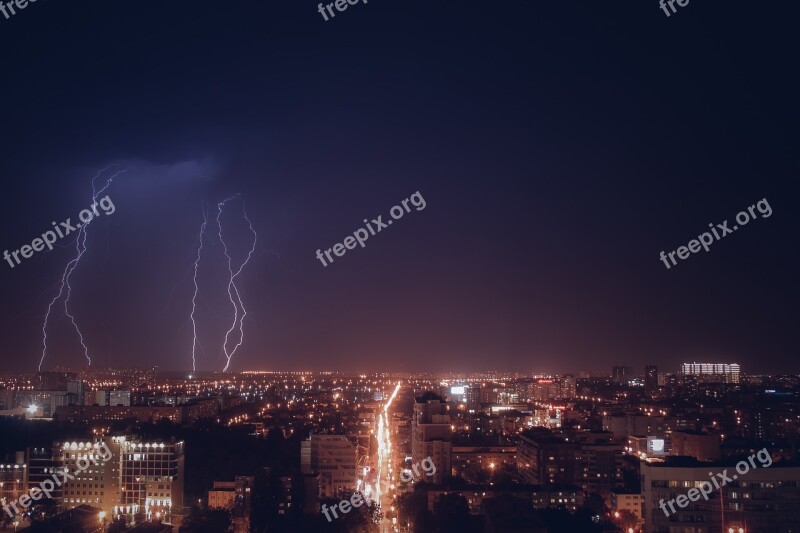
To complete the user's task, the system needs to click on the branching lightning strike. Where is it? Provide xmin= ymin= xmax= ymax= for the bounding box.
xmin=39 ymin=165 xmax=126 ymax=371
xmin=190 ymin=206 xmax=209 ymax=372
xmin=189 ymin=195 xmax=257 ymax=372
xmin=217 ymin=195 xmax=257 ymax=372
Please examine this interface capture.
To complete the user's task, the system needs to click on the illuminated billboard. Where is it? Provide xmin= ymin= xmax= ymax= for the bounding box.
xmin=647 ymin=436 xmax=666 ymax=455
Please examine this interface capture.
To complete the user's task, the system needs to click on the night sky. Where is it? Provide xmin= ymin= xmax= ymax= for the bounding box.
xmin=0 ymin=0 xmax=798 ymax=374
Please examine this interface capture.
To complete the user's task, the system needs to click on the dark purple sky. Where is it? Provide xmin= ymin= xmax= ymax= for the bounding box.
xmin=0 ymin=0 xmax=798 ymax=374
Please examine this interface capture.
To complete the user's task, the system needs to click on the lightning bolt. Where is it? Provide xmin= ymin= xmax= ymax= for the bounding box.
xmin=39 ymin=164 xmax=126 ymax=371
xmin=216 ymin=194 xmax=257 ymax=372
xmin=190 ymin=205 xmax=209 ymax=372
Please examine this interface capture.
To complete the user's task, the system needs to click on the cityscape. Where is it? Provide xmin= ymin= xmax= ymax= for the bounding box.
xmin=1 ymin=0 xmax=799 ymax=532
xmin=0 ymin=364 xmax=798 ymax=531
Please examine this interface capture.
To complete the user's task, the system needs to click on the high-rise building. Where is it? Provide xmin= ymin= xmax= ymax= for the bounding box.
xmin=300 ymin=435 xmax=356 ymax=498
xmin=46 ymin=435 xmax=184 ymax=524
xmin=56 ymin=438 xmax=121 ymax=514
xmin=118 ymin=437 xmax=185 ymax=523
xmin=412 ymin=392 xmax=451 ymax=484
xmin=25 ymin=446 xmax=56 ymax=506
xmin=232 ymin=476 xmax=254 ymax=533
xmin=517 ymin=429 xmax=577 ymax=486
xmin=466 ymin=385 xmax=481 ymax=412
xmin=560 ymin=375 xmax=577 ymax=399
xmin=95 ymin=391 xmax=108 ymax=406
xmin=518 ymin=429 xmax=623 ymax=498
xmin=531 ymin=380 xmax=560 ymax=402
xmin=644 ymin=366 xmax=658 ymax=393
xmin=0 ymin=452 xmax=27 ymax=516
xmin=479 ymin=385 xmax=499 ymax=405
xmin=66 ymin=381 xmax=84 ymax=406
xmin=572 ymin=433 xmax=624 ymax=497
xmin=680 ymin=362 xmax=740 ymax=384
xmin=612 ymin=366 xmax=632 ymax=384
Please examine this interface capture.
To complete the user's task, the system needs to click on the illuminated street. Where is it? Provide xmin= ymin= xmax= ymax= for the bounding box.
xmin=376 ymin=382 xmax=401 ymax=532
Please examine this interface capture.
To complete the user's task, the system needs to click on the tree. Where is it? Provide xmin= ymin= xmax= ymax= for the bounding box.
xmin=433 ymin=493 xmax=470 ymax=532
xmin=29 ymin=497 xmax=58 ymax=522
xmin=180 ymin=505 xmax=231 ymax=532
xmin=413 ymin=509 xmax=435 ymax=533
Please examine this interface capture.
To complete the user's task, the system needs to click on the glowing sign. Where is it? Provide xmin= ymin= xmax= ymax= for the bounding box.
xmin=647 ymin=436 xmax=666 ymax=455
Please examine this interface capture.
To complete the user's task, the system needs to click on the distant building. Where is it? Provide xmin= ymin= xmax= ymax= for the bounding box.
xmin=518 ymin=429 xmax=623 ymax=499
xmin=0 ymin=389 xmax=14 ymax=410
xmin=680 ymin=362 xmax=740 ymax=384
xmin=603 ymin=414 xmax=695 ymax=440
xmin=611 ymin=489 xmax=644 ymax=529
xmin=300 ymin=435 xmax=356 ymax=498
xmin=34 ymin=372 xmax=76 ymax=391
xmin=479 ymin=385 xmax=499 ymax=405
xmin=627 ymin=435 xmax=668 ymax=460
xmin=451 ymin=446 xmax=516 ymax=482
xmin=612 ymin=366 xmax=632 ymax=384
xmin=560 ymin=375 xmax=577 ymax=399
xmin=644 ymin=366 xmax=658 ymax=394
xmin=640 ymin=458 xmax=800 ymax=533
xmin=670 ymin=430 xmax=720 ymax=461
xmin=95 ymin=391 xmax=108 ymax=406
xmin=572 ymin=432 xmax=624 ymax=498
xmin=466 ymin=385 xmax=481 ymax=411
xmin=182 ymin=399 xmax=219 ymax=423
xmin=517 ymin=429 xmax=576 ymax=487
xmin=412 ymin=392 xmax=452 ymax=484
xmin=109 ymin=390 xmax=131 ymax=407
xmin=15 ymin=390 xmax=73 ymax=418
xmin=232 ymin=476 xmax=254 ymax=533
xmin=54 ymin=405 xmax=182 ymax=424
xmin=66 ymin=381 xmax=84 ymax=405
xmin=303 ymin=474 xmax=320 ymax=516
xmin=531 ymin=380 xmax=560 ymax=402
xmin=428 ymin=484 xmax=583 ymax=515
xmin=208 ymin=481 xmax=236 ymax=509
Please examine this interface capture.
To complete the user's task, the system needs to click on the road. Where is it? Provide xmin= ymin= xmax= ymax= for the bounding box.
xmin=376 ymin=382 xmax=401 ymax=532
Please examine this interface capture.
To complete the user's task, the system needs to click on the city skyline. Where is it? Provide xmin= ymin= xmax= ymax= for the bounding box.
xmin=2 ymin=0 xmax=799 ymax=531
xmin=1 ymin=364 xmax=798 ymax=531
